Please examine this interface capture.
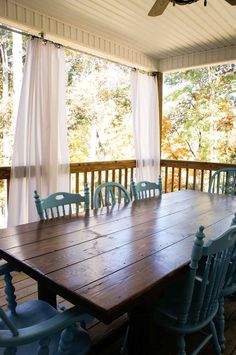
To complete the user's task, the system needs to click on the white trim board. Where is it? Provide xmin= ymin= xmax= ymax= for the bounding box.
xmin=159 ymin=46 xmax=236 ymax=72
xmin=0 ymin=0 xmax=159 ymax=71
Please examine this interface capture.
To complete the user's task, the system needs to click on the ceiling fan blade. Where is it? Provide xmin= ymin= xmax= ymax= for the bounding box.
xmin=148 ymin=0 xmax=170 ymax=16
xmin=224 ymin=0 xmax=236 ymax=4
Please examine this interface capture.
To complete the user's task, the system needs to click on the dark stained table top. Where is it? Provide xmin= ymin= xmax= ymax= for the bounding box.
xmin=0 ymin=190 xmax=236 ymax=323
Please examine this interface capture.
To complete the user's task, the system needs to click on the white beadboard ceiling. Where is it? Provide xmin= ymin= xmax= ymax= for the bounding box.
xmin=1 ymin=0 xmax=236 ymax=70
xmin=14 ymin=0 xmax=236 ymax=59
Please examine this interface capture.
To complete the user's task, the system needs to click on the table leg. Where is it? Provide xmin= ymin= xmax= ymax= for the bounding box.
xmin=123 ymin=307 xmax=152 ymax=355
xmin=38 ymin=283 xmax=57 ymax=308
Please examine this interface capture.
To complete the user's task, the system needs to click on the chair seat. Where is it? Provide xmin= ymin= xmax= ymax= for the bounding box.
xmin=0 ymin=300 xmax=90 ymax=355
xmin=153 ymin=273 xmax=219 ymax=334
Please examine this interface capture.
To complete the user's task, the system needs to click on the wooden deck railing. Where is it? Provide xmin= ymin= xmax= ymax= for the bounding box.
xmin=1 ymin=159 xmax=236 ymax=226
xmin=70 ymin=160 xmax=136 ymax=208
xmin=161 ymin=160 xmax=236 ymax=193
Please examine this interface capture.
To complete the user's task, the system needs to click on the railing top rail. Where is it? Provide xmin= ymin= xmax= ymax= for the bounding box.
xmin=1 ymin=160 xmax=236 ymax=179
xmin=70 ymin=160 xmax=136 ymax=173
xmin=161 ymin=160 xmax=236 ymax=170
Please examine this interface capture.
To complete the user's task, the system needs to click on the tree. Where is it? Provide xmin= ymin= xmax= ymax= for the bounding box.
xmin=0 ymin=29 xmax=13 ymax=166
xmin=0 ymin=30 xmax=25 ymax=226
xmin=162 ymin=64 xmax=236 ymax=163
xmin=65 ymin=50 xmax=133 ymax=162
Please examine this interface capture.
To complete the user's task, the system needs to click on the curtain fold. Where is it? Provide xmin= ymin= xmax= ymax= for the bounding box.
xmin=131 ymin=70 xmax=160 ymax=182
xmin=8 ymin=38 xmax=70 ymax=226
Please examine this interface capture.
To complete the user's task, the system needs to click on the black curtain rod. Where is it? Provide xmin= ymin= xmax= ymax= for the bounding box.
xmin=0 ymin=23 xmax=156 ymax=75
xmin=132 ymin=68 xmax=158 ymax=76
xmin=0 ymin=25 xmax=63 ymax=47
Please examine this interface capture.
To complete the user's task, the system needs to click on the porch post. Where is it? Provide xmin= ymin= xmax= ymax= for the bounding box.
xmin=156 ymin=72 xmax=163 ymax=157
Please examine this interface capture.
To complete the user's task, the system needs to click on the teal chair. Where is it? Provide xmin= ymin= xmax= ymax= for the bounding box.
xmin=0 ymin=264 xmax=91 ymax=355
xmin=209 ymin=168 xmax=236 ymax=195
xmin=151 ymin=224 xmax=236 ymax=355
xmin=130 ymin=176 xmax=162 ymax=201
xmin=34 ymin=185 xmax=89 ymax=220
xmin=93 ymin=182 xmax=130 ymax=209
xmin=34 ymin=187 xmax=93 ymax=328
xmin=214 ymin=213 xmax=236 ymax=351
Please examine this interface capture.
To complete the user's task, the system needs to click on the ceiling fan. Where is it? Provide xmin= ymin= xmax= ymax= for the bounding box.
xmin=148 ymin=0 xmax=236 ymax=16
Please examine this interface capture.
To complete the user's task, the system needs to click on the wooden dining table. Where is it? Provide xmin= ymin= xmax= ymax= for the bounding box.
xmin=0 ymin=190 xmax=236 ymax=352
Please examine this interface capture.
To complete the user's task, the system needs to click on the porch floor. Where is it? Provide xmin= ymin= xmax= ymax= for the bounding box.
xmin=1 ymin=272 xmax=236 ymax=354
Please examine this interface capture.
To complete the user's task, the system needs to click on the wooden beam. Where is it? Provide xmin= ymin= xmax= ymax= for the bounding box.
xmin=157 ymin=72 xmax=163 ymax=157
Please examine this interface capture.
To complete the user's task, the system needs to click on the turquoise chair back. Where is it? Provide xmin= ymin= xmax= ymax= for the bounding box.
xmin=34 ymin=185 xmax=89 ymax=220
xmin=209 ymin=168 xmax=236 ymax=195
xmin=155 ymin=225 xmax=236 ymax=329
xmin=93 ymin=182 xmax=130 ymax=209
xmin=222 ymin=213 xmax=236 ymax=296
xmin=152 ymin=225 xmax=236 ymax=355
xmin=213 ymin=213 xmax=236 ymax=351
xmin=182 ymin=225 xmax=236 ymax=326
xmin=131 ymin=176 xmax=162 ymax=201
xmin=0 ymin=264 xmax=91 ymax=355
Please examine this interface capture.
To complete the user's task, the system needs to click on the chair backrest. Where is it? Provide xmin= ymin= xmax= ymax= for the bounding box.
xmin=209 ymin=168 xmax=236 ymax=195
xmin=131 ymin=176 xmax=162 ymax=201
xmin=34 ymin=185 xmax=89 ymax=220
xmin=222 ymin=213 xmax=236 ymax=296
xmin=0 ymin=264 xmax=91 ymax=355
xmin=93 ymin=182 xmax=130 ymax=209
xmin=176 ymin=224 xmax=236 ymax=326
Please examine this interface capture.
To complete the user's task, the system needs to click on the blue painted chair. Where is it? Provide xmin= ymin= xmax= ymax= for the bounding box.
xmin=151 ymin=224 xmax=236 ymax=355
xmin=34 ymin=185 xmax=90 ymax=220
xmin=0 ymin=264 xmax=91 ymax=355
xmin=214 ymin=213 xmax=236 ymax=351
xmin=130 ymin=176 xmax=162 ymax=201
xmin=34 ymin=186 xmax=93 ymax=329
xmin=209 ymin=168 xmax=236 ymax=195
xmin=93 ymin=182 xmax=131 ymax=209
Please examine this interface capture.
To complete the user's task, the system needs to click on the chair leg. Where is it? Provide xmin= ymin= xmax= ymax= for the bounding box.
xmin=214 ymin=296 xmax=225 ymax=352
xmin=210 ymin=320 xmax=222 ymax=354
xmin=120 ymin=326 xmax=129 ymax=355
xmin=177 ymin=334 xmax=186 ymax=355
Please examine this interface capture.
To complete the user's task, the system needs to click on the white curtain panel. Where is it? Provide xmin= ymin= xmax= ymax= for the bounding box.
xmin=8 ymin=38 xmax=70 ymax=226
xmin=131 ymin=70 xmax=160 ymax=182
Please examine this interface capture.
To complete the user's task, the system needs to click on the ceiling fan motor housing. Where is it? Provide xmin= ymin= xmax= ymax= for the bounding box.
xmin=171 ymin=0 xmax=200 ymax=5
xmin=149 ymin=0 xmax=235 ymax=17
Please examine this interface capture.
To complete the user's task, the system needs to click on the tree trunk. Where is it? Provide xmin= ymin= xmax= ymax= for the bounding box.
xmin=208 ymin=67 xmax=217 ymax=162
xmin=12 ymin=32 xmax=22 ymax=124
